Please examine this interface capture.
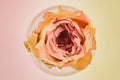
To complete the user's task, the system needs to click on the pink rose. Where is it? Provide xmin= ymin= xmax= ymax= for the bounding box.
xmin=24 ymin=6 xmax=96 ymax=69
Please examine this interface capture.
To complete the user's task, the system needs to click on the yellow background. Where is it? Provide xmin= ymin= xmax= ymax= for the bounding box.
xmin=0 ymin=0 xmax=120 ymax=80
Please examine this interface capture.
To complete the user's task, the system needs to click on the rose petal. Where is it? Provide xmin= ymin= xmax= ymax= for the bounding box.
xmin=24 ymin=30 xmax=39 ymax=58
xmin=71 ymin=11 xmax=89 ymax=28
xmin=83 ymin=24 xmax=96 ymax=53
xmin=72 ymin=51 xmax=92 ymax=70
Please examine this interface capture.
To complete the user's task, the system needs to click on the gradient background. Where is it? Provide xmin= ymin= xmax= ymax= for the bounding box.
xmin=0 ymin=0 xmax=120 ymax=80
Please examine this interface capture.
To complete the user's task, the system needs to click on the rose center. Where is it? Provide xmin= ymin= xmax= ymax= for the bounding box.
xmin=56 ymin=30 xmax=73 ymax=52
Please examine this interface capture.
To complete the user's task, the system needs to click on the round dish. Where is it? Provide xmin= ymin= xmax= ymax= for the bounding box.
xmin=25 ymin=5 xmax=96 ymax=76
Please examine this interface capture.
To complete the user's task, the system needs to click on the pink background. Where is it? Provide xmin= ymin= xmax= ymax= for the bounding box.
xmin=0 ymin=0 xmax=120 ymax=80
xmin=0 ymin=0 xmax=60 ymax=80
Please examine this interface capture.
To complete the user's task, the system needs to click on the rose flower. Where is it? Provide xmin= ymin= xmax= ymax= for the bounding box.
xmin=24 ymin=6 xmax=96 ymax=70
